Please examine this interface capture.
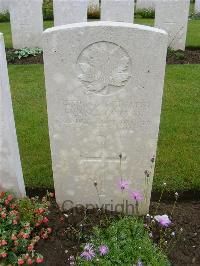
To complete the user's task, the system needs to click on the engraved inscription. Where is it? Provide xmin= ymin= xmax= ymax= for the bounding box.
xmin=77 ymin=41 xmax=132 ymax=95
xmin=63 ymin=100 xmax=150 ymax=130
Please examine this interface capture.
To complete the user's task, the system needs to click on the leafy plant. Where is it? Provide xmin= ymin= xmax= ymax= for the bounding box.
xmin=77 ymin=216 xmax=170 ymax=265
xmin=43 ymin=0 xmax=53 ymax=20
xmin=167 ymin=48 xmax=185 ymax=60
xmin=174 ymin=51 xmax=185 ymax=60
xmin=136 ymin=8 xmax=155 ymax=19
xmin=189 ymin=12 xmax=200 ymax=20
xmin=0 ymin=11 xmax=10 ymax=22
xmin=14 ymin=48 xmax=43 ymax=59
xmin=0 ymin=191 xmax=52 ymax=265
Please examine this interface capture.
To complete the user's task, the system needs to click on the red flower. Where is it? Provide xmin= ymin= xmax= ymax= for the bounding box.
xmin=35 ymin=257 xmax=44 ymax=263
xmin=27 ymin=258 xmax=33 ymax=265
xmin=4 ymin=199 xmax=10 ymax=205
xmin=11 ymin=234 xmax=17 ymax=241
xmin=0 ymin=192 xmax=5 ymax=198
xmin=7 ymin=194 xmax=13 ymax=201
xmin=1 ymin=239 xmax=7 ymax=246
xmin=24 ymin=254 xmax=29 ymax=259
xmin=1 ymin=212 xmax=6 ymax=219
xmin=13 ymin=219 xmax=18 ymax=225
xmin=43 ymin=217 xmax=49 ymax=223
xmin=37 ymin=208 xmax=45 ymax=214
xmin=18 ymin=258 xmax=25 ymax=265
xmin=47 ymin=227 xmax=52 ymax=234
xmin=28 ymin=244 xmax=34 ymax=251
xmin=22 ymin=233 xmax=29 ymax=239
xmin=0 ymin=252 xmax=7 ymax=258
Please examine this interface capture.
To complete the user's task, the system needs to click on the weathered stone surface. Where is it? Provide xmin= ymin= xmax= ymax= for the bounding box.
xmin=53 ymin=0 xmax=88 ymax=26
xmin=195 ymin=0 xmax=200 ymax=13
xmin=101 ymin=0 xmax=134 ymax=23
xmin=9 ymin=0 xmax=43 ymax=49
xmin=155 ymin=0 xmax=190 ymax=51
xmin=0 ymin=33 xmax=25 ymax=197
xmin=136 ymin=0 xmax=156 ymax=10
xmin=43 ymin=22 xmax=167 ymax=215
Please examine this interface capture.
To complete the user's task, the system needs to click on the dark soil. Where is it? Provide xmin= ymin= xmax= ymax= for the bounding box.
xmin=6 ymin=49 xmax=200 ymax=65
xmin=34 ymin=199 xmax=200 ymax=266
xmin=6 ymin=49 xmax=43 ymax=65
xmin=167 ymin=49 xmax=200 ymax=64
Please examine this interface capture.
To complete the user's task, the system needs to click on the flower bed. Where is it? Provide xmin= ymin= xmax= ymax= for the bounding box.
xmin=0 ymin=192 xmax=53 ymax=265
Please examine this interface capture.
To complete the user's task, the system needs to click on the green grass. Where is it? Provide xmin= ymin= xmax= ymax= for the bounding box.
xmin=78 ymin=216 xmax=170 ymax=265
xmin=135 ymin=18 xmax=200 ymax=48
xmin=8 ymin=64 xmax=53 ymax=188
xmin=8 ymin=64 xmax=200 ymax=192
xmin=154 ymin=64 xmax=200 ymax=192
xmin=0 ymin=19 xmax=200 ymax=48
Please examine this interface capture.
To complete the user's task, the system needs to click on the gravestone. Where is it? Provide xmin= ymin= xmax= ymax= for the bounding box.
xmin=136 ymin=0 xmax=156 ymax=10
xmin=155 ymin=0 xmax=190 ymax=51
xmin=43 ymin=22 xmax=167 ymax=215
xmin=9 ymin=0 xmax=43 ymax=49
xmin=53 ymin=0 xmax=88 ymax=26
xmin=195 ymin=0 xmax=200 ymax=13
xmin=0 ymin=0 xmax=8 ymax=14
xmin=0 ymin=33 xmax=25 ymax=197
xmin=101 ymin=0 xmax=134 ymax=23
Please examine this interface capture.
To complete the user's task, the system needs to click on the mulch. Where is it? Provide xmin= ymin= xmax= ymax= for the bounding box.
xmin=6 ymin=48 xmax=200 ymax=65
xmin=33 ymin=199 xmax=200 ymax=266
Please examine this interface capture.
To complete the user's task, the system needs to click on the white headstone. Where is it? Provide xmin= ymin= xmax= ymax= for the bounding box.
xmin=155 ymin=0 xmax=190 ymax=51
xmin=101 ymin=0 xmax=134 ymax=23
xmin=9 ymin=0 xmax=43 ymax=49
xmin=53 ymin=0 xmax=88 ymax=26
xmin=88 ymin=0 xmax=99 ymax=13
xmin=0 ymin=0 xmax=8 ymax=13
xmin=0 ymin=33 xmax=25 ymax=197
xmin=43 ymin=22 xmax=167 ymax=215
xmin=195 ymin=0 xmax=200 ymax=13
xmin=136 ymin=0 xmax=156 ymax=10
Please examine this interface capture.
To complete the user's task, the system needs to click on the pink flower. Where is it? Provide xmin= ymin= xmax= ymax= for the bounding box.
xmin=7 ymin=194 xmax=13 ymax=201
xmin=118 ymin=180 xmax=129 ymax=190
xmin=80 ymin=243 xmax=95 ymax=261
xmin=43 ymin=217 xmax=49 ymax=223
xmin=130 ymin=191 xmax=143 ymax=202
xmin=18 ymin=258 xmax=25 ymax=265
xmin=99 ymin=245 xmax=109 ymax=256
xmin=1 ymin=212 xmax=6 ymax=219
xmin=137 ymin=258 xmax=143 ymax=266
xmin=28 ymin=244 xmax=34 ymax=251
xmin=27 ymin=258 xmax=33 ymax=265
xmin=1 ymin=239 xmax=7 ymax=246
xmin=35 ymin=256 xmax=44 ymax=263
xmin=0 ymin=252 xmax=7 ymax=258
xmin=154 ymin=214 xmax=172 ymax=227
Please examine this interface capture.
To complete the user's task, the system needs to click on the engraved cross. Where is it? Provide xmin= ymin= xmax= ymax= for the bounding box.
xmin=80 ymin=136 xmax=127 ymax=165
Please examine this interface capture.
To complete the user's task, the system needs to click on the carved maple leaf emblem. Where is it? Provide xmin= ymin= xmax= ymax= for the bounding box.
xmin=78 ymin=42 xmax=131 ymax=95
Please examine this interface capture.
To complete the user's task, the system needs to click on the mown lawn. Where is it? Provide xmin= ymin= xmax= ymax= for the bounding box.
xmin=8 ymin=64 xmax=200 ymax=191
xmin=0 ymin=19 xmax=200 ymax=48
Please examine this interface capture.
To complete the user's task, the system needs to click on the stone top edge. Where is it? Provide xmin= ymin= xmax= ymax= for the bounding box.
xmin=43 ymin=21 xmax=168 ymax=37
